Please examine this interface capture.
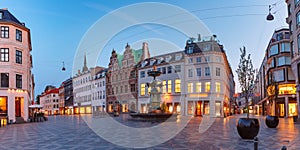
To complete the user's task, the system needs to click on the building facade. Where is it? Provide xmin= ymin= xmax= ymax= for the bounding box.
xmin=63 ymin=78 xmax=73 ymax=115
xmin=106 ymin=42 xmax=150 ymax=113
xmin=73 ymin=54 xmax=104 ymax=114
xmin=255 ymin=28 xmax=297 ymax=118
xmin=286 ymin=0 xmax=300 ymax=118
xmin=184 ymin=36 xmax=235 ymax=117
xmin=40 ymin=88 xmax=59 ymax=115
xmin=58 ymin=84 xmax=64 ymax=114
xmin=137 ymin=36 xmax=235 ymax=117
xmin=137 ymin=51 xmax=185 ymax=114
xmin=0 ymin=8 xmax=34 ymax=123
xmin=92 ymin=69 xmax=107 ymax=114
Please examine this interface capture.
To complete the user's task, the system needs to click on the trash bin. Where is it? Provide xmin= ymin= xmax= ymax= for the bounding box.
xmin=293 ymin=116 xmax=298 ymax=122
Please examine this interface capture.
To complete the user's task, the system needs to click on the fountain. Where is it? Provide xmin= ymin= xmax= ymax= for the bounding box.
xmin=130 ymin=66 xmax=174 ymax=121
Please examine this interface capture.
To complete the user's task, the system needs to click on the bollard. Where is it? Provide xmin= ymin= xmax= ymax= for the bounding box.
xmin=281 ymin=146 xmax=287 ymax=150
xmin=253 ymin=137 xmax=258 ymax=150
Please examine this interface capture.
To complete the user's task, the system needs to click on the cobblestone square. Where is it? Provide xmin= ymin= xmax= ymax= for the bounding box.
xmin=0 ymin=114 xmax=299 ymax=150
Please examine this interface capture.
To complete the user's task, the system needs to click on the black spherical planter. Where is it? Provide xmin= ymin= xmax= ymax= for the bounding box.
xmin=237 ymin=118 xmax=260 ymax=139
xmin=265 ymin=115 xmax=279 ymax=128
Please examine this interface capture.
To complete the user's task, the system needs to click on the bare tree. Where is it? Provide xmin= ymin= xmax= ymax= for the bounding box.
xmin=236 ymin=47 xmax=255 ymax=118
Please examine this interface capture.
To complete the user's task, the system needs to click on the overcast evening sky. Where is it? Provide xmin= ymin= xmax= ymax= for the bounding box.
xmin=1 ymin=0 xmax=287 ymax=96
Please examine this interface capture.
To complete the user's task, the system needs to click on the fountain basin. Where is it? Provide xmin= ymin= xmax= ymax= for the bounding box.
xmin=129 ymin=113 xmax=175 ymax=122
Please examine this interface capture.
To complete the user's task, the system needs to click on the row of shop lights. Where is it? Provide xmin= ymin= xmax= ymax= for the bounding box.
xmin=7 ymin=89 xmax=26 ymax=93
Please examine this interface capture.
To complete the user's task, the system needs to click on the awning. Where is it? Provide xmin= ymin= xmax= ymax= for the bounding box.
xmin=29 ymin=104 xmax=43 ymax=108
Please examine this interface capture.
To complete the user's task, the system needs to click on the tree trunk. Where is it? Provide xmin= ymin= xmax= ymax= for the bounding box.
xmin=245 ymin=93 xmax=249 ymax=119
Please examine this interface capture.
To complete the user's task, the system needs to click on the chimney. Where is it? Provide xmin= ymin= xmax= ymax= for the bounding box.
xmin=198 ymin=34 xmax=201 ymax=41
xmin=142 ymin=42 xmax=150 ymax=60
xmin=2 ymin=8 xmax=8 ymax=10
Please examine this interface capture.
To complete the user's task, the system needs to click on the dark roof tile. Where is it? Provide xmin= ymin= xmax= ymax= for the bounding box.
xmin=0 ymin=8 xmax=23 ymax=26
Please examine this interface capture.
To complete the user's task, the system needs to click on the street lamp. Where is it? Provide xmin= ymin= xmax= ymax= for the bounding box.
xmin=266 ymin=5 xmax=274 ymax=21
xmin=62 ymin=61 xmax=66 ymax=71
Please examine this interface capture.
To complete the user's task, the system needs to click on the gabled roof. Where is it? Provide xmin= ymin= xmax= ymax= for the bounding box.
xmin=116 ymin=49 xmax=143 ymax=67
xmin=41 ymin=88 xmax=59 ymax=97
xmin=0 ymin=8 xmax=23 ymax=26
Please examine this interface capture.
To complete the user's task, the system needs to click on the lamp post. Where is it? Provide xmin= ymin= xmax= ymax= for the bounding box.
xmin=62 ymin=61 xmax=66 ymax=71
xmin=266 ymin=5 xmax=274 ymax=21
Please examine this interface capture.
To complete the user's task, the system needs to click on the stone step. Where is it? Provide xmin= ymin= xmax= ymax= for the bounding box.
xmin=15 ymin=117 xmax=26 ymax=124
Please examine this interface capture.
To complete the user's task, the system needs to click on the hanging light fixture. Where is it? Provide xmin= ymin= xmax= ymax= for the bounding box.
xmin=62 ymin=61 xmax=66 ymax=71
xmin=266 ymin=5 xmax=274 ymax=21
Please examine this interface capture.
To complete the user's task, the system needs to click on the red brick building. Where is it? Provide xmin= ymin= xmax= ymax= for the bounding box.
xmin=106 ymin=42 xmax=150 ymax=113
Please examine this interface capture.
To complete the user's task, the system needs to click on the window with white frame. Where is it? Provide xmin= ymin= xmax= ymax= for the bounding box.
xmin=16 ymin=50 xmax=22 ymax=64
xmin=175 ymin=79 xmax=181 ymax=93
xmin=140 ymin=83 xmax=146 ymax=96
xmin=216 ymin=82 xmax=221 ymax=92
xmin=205 ymin=67 xmax=210 ymax=76
xmin=205 ymin=82 xmax=210 ymax=92
xmin=1 ymin=26 xmax=9 ymax=38
xmin=196 ymin=82 xmax=201 ymax=93
xmin=196 ymin=68 xmax=201 ymax=76
xmin=0 ymin=48 xmax=9 ymax=62
xmin=16 ymin=29 xmax=22 ymax=42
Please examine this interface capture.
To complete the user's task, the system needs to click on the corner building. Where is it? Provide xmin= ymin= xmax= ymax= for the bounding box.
xmin=137 ymin=36 xmax=235 ymax=117
xmin=0 ymin=8 xmax=34 ymax=123
xmin=286 ymin=0 xmax=300 ymax=118
xmin=184 ymin=36 xmax=235 ymax=117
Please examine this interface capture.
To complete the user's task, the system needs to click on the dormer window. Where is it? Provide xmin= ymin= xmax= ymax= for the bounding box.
xmin=0 ymin=12 xmax=3 ymax=19
xmin=150 ymin=59 xmax=156 ymax=66
xmin=175 ymin=54 xmax=182 ymax=61
xmin=165 ymin=55 xmax=172 ymax=62
xmin=157 ymin=57 xmax=163 ymax=64
xmin=187 ymin=46 xmax=193 ymax=54
xmin=142 ymin=60 xmax=148 ymax=67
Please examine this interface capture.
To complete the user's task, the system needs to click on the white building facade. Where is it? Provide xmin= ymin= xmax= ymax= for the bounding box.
xmin=92 ymin=69 xmax=107 ymax=114
xmin=137 ymin=36 xmax=235 ymax=117
xmin=40 ymin=88 xmax=59 ymax=115
xmin=138 ymin=51 xmax=185 ymax=114
xmin=184 ymin=37 xmax=235 ymax=117
xmin=73 ymin=70 xmax=93 ymax=114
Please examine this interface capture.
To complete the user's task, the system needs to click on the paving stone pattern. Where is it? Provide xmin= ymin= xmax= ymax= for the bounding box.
xmin=0 ymin=114 xmax=299 ymax=150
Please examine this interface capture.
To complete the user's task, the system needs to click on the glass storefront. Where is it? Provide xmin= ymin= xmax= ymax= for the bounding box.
xmin=0 ymin=97 xmax=7 ymax=116
xmin=204 ymin=101 xmax=210 ymax=115
xmin=288 ymin=103 xmax=298 ymax=116
xmin=174 ymin=103 xmax=180 ymax=114
xmin=108 ymin=104 xmax=113 ymax=113
xmin=80 ymin=107 xmax=85 ymax=114
xmin=74 ymin=108 xmax=79 ymax=114
xmin=187 ymin=101 xmax=194 ymax=115
xmin=122 ymin=104 xmax=128 ymax=112
xmin=86 ymin=106 xmax=92 ymax=114
xmin=215 ymin=101 xmax=221 ymax=117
